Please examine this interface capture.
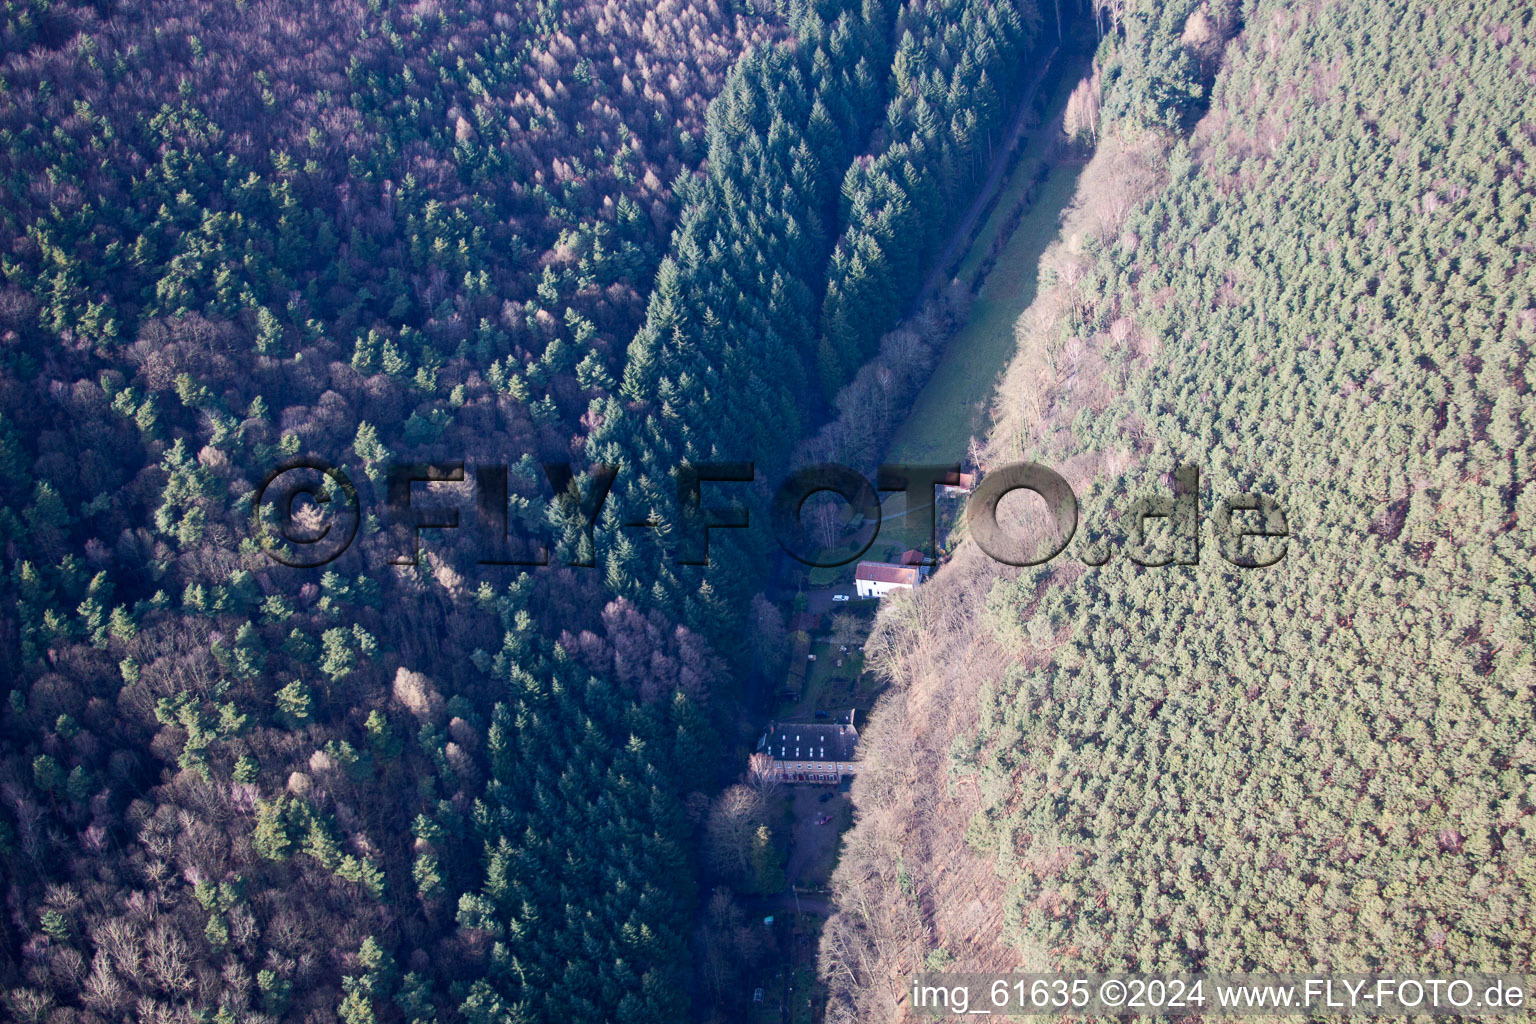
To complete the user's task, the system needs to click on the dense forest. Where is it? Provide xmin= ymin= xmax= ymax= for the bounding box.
xmin=824 ymin=0 xmax=1536 ymax=1019
xmin=0 ymin=0 xmax=1066 ymax=1021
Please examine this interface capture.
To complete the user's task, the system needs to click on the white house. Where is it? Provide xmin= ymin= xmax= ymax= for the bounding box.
xmin=854 ymin=560 xmax=923 ymax=598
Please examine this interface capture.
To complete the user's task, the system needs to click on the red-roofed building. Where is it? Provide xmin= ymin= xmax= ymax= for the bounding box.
xmin=939 ymin=470 xmax=977 ymax=495
xmin=854 ymin=560 xmax=925 ymax=598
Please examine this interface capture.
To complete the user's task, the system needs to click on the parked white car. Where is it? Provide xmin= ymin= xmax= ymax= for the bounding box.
xmin=831 ymin=594 xmax=851 ymax=602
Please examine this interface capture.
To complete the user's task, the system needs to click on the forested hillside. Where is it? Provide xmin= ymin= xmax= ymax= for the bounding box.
xmin=816 ymin=0 xmax=1038 ymax=390
xmin=0 ymin=0 xmax=1064 ymax=1021
xmin=825 ymin=0 xmax=1536 ymax=1018
xmin=589 ymin=0 xmax=1043 ymax=620
xmin=0 ymin=0 xmax=776 ymax=1019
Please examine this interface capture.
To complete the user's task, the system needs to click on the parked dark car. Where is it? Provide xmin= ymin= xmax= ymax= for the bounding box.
xmin=814 ymin=710 xmax=830 ymax=718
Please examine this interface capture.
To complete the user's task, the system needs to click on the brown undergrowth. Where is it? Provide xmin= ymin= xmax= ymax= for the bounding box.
xmin=818 ymin=125 xmax=1174 ymax=1024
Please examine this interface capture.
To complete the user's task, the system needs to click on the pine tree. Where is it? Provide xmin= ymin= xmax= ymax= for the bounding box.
xmin=252 ymin=798 xmax=292 ymax=861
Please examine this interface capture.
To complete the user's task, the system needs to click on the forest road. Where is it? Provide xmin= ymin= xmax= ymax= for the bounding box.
xmin=910 ymin=44 xmax=1061 ymax=313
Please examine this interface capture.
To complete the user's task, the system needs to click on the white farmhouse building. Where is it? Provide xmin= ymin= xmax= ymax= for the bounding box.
xmin=854 ymin=560 xmax=924 ymax=598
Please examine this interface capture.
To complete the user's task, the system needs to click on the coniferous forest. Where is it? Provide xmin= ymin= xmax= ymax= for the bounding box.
xmin=0 ymin=0 xmax=1060 ymax=1020
xmin=823 ymin=0 xmax=1536 ymax=1020
xmin=3 ymin=0 xmax=1533 ymax=1022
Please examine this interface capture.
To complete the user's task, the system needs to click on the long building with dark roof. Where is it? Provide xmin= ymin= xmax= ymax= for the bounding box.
xmin=756 ymin=717 xmax=859 ymax=784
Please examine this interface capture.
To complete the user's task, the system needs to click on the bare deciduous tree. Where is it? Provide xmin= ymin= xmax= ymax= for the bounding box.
xmin=704 ymin=784 xmax=766 ymax=881
xmin=829 ymin=612 xmax=869 ymax=653
xmin=1063 ymin=68 xmax=1101 ymax=146
xmin=746 ymin=753 xmax=781 ymax=802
